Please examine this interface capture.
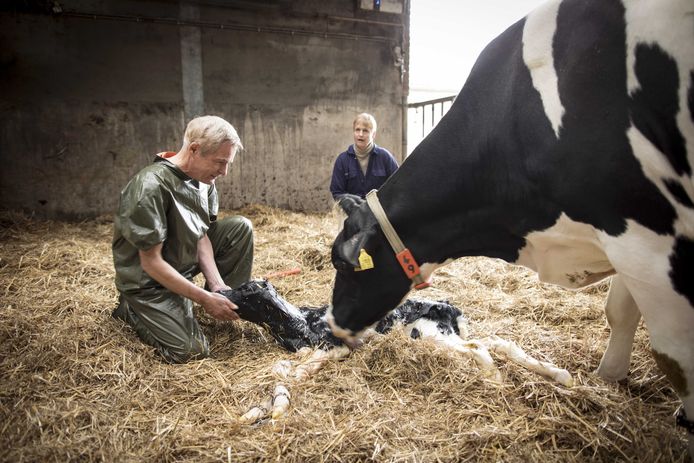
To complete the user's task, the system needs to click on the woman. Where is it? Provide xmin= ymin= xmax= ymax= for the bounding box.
xmin=329 ymin=113 xmax=399 ymax=200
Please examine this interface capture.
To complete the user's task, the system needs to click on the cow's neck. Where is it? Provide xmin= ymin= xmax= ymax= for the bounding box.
xmin=376 ymin=109 xmax=525 ymax=266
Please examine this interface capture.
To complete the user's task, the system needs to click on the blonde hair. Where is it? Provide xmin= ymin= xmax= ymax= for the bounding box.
xmin=183 ymin=115 xmax=243 ymax=155
xmin=353 ymin=113 xmax=377 ymax=133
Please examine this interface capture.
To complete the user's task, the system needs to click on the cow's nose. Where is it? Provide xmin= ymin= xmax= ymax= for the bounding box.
xmin=327 ymin=316 xmax=347 ymax=338
xmin=326 ymin=306 xmax=358 ymax=341
xmin=327 ymin=317 xmax=363 ymax=350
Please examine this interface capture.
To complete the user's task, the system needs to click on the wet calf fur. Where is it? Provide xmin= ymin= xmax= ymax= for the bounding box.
xmin=219 ymin=280 xmax=465 ymax=352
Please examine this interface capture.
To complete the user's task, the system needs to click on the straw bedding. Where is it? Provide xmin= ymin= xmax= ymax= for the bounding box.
xmin=0 ymin=206 xmax=688 ymax=462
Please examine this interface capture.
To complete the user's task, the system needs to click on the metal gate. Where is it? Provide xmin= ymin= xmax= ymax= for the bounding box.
xmin=406 ymin=95 xmax=455 ymax=155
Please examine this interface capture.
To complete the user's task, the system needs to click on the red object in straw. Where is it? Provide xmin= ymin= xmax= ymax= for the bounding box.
xmin=263 ymin=268 xmax=301 ymax=280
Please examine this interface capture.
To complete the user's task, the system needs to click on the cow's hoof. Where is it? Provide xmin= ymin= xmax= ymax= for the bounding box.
xmin=595 ymin=366 xmax=628 ymax=382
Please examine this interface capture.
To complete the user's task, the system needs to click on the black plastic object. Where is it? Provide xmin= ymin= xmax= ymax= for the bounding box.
xmin=219 ymin=280 xmax=342 ymax=352
xmin=219 ymin=280 xmax=464 ymax=353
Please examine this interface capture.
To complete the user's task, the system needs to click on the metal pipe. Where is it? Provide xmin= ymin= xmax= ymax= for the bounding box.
xmin=58 ymin=10 xmax=397 ymax=43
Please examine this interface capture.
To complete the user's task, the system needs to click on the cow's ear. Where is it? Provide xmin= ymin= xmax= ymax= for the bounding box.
xmin=336 ymin=194 xmax=364 ymax=216
xmin=336 ymin=229 xmax=374 ymax=269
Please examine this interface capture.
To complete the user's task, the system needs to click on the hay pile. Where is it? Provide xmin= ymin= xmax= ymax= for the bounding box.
xmin=0 ymin=206 xmax=688 ymax=462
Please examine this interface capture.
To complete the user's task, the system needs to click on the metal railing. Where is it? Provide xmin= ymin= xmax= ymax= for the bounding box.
xmin=406 ymin=95 xmax=455 ymax=155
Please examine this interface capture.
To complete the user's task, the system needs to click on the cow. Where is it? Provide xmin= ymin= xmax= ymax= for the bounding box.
xmin=327 ymin=0 xmax=694 ymax=455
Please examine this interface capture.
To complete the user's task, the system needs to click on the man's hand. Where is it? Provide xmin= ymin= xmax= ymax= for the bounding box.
xmin=201 ymin=291 xmax=239 ymax=321
xmin=139 ymin=243 xmax=239 ymax=322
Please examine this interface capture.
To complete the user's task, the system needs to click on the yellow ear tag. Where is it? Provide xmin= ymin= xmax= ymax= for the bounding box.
xmin=355 ymin=248 xmax=374 ymax=271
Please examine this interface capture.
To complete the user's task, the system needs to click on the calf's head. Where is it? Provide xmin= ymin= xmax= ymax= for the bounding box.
xmin=328 ymin=195 xmax=412 ymax=342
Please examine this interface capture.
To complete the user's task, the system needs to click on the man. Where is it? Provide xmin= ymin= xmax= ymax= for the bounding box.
xmin=111 ymin=115 xmax=253 ymax=363
xmin=329 ymin=113 xmax=399 ymax=200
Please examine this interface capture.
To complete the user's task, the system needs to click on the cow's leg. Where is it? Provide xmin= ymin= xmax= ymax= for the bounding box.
xmin=647 ymin=311 xmax=694 ymax=458
xmin=620 ymin=277 xmax=694 ymax=458
xmin=596 ymin=275 xmax=641 ymax=381
xmin=648 ymin=311 xmax=694 ymax=459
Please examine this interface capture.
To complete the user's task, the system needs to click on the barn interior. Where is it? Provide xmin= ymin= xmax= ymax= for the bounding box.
xmin=1 ymin=0 xmax=407 ymax=219
xmin=0 ymin=1 xmax=689 ymax=462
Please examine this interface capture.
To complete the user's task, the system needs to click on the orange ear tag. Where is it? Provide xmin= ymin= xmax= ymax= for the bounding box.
xmin=354 ymin=249 xmax=374 ymax=272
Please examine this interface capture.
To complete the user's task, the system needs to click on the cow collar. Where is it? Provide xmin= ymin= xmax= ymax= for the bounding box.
xmin=365 ymin=189 xmax=431 ymax=290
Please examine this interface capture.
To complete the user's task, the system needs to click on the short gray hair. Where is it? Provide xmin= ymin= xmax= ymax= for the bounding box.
xmin=184 ymin=115 xmax=243 ymax=155
xmin=353 ymin=113 xmax=377 ymax=133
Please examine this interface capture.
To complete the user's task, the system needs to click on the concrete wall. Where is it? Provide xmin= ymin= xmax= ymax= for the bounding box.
xmin=0 ymin=0 xmax=408 ymax=218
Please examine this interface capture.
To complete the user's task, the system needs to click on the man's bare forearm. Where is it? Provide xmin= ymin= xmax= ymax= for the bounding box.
xmin=197 ymin=234 xmax=228 ymax=292
xmin=139 ymin=243 xmax=209 ymax=304
xmin=139 ymin=241 xmax=238 ymax=321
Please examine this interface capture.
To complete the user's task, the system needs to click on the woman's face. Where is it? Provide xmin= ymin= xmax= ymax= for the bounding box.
xmin=353 ymin=121 xmax=374 ymax=152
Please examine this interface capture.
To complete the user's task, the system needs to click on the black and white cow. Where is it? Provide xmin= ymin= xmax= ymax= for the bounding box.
xmin=328 ymin=0 xmax=694 ymax=453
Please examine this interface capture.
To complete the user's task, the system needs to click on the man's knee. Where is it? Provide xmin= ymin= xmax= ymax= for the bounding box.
xmin=160 ymin=336 xmax=210 ymax=364
xmin=222 ymin=215 xmax=253 ymax=244
xmin=115 ymin=293 xmax=210 ymax=363
xmin=141 ymin=316 xmax=210 ymax=364
xmin=209 ymin=216 xmax=254 ymax=287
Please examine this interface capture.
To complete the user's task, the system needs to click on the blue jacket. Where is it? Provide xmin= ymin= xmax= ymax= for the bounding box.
xmin=329 ymin=144 xmax=399 ymax=200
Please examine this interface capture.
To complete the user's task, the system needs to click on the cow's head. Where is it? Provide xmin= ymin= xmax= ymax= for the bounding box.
xmin=328 ymin=194 xmax=412 ymax=343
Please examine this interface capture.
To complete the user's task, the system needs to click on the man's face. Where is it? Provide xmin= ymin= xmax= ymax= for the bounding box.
xmin=190 ymin=141 xmax=237 ymax=185
xmin=353 ymin=121 xmax=374 ymax=152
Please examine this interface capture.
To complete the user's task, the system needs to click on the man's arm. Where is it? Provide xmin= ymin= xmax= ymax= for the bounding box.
xmin=139 ymin=243 xmax=239 ymax=321
xmin=196 ymin=234 xmax=227 ymax=292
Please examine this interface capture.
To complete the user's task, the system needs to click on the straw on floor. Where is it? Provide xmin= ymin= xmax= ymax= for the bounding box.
xmin=0 ymin=206 xmax=688 ymax=462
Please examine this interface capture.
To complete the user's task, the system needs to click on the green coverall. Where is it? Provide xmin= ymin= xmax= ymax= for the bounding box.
xmin=112 ymin=156 xmax=253 ymax=363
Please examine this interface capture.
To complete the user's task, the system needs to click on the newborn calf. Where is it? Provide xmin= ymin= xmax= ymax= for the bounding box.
xmin=222 ymin=280 xmax=572 ymax=424
xmin=219 ymin=279 xmax=465 ymax=351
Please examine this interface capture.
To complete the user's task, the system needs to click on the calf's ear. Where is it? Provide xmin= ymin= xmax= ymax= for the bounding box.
xmin=336 ymin=194 xmax=364 ymax=215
